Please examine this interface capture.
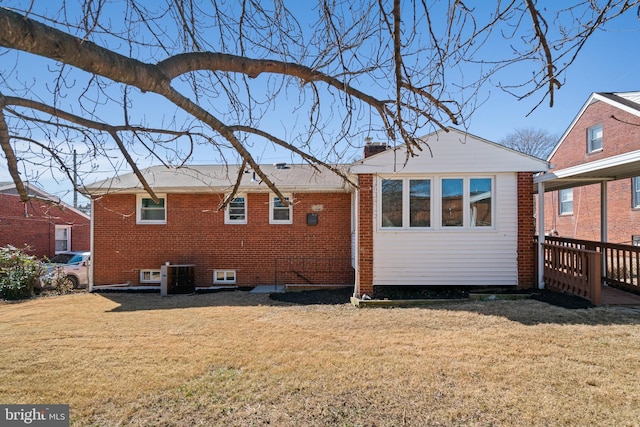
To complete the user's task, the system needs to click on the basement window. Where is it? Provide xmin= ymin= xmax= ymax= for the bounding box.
xmin=214 ymin=270 xmax=236 ymax=284
xmin=140 ymin=269 xmax=161 ymax=283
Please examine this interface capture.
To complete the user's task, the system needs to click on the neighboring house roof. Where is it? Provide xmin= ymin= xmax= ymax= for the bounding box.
xmin=535 ymin=91 xmax=640 ymax=193
xmin=0 ymin=181 xmax=90 ymax=219
xmin=85 ymin=163 xmax=353 ymax=195
xmin=547 ymin=91 xmax=640 ymax=160
xmin=350 ymin=127 xmax=549 ymax=174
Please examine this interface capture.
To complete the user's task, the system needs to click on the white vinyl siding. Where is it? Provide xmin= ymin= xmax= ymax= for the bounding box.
xmin=372 ymin=173 xmax=518 ymax=287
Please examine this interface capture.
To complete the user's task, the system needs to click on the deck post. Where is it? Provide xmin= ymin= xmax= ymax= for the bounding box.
xmin=537 ymin=182 xmax=546 ymax=289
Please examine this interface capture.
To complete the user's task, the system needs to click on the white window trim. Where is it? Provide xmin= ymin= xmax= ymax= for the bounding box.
xmin=214 ymin=270 xmax=236 ymax=284
xmin=377 ymin=176 xmax=495 ymax=231
xmin=633 ymin=177 xmax=640 ymax=209
xmin=269 ymin=194 xmax=293 ymax=224
xmin=54 ymin=225 xmax=72 ymax=254
xmin=380 ymin=177 xmax=433 ymax=229
xmin=587 ymin=124 xmax=603 ymax=153
xmin=225 ymin=194 xmax=247 ymax=224
xmin=136 ymin=194 xmax=167 ymax=224
xmin=559 ymin=188 xmax=573 ymax=215
xmin=139 ymin=269 xmax=161 ymax=283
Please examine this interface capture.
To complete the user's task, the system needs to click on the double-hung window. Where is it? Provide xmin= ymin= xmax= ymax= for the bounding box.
xmin=137 ymin=194 xmax=166 ymax=224
xmin=270 ymin=194 xmax=292 ymax=224
xmin=559 ymin=188 xmax=573 ymax=215
xmin=633 ymin=177 xmax=640 ymax=209
xmin=587 ymin=124 xmax=603 ymax=153
xmin=54 ymin=225 xmax=71 ymax=253
xmin=225 ymin=194 xmax=247 ymax=224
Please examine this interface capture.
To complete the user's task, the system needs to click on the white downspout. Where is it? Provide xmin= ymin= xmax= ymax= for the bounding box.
xmin=89 ymin=198 xmax=94 ymax=292
xmin=537 ymin=182 xmax=545 ymax=289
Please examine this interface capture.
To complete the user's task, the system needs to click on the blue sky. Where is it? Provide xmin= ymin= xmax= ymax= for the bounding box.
xmin=0 ymin=2 xmax=639 ymax=204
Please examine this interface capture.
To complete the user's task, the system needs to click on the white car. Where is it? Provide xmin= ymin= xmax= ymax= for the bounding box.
xmin=46 ymin=251 xmax=91 ymax=288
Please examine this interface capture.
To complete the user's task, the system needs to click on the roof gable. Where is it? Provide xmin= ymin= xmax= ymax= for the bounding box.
xmin=350 ymin=128 xmax=548 ymax=174
xmin=547 ymin=91 xmax=640 ymax=160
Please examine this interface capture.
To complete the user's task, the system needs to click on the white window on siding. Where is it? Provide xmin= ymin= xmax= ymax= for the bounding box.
xmin=225 ymin=194 xmax=247 ymax=224
xmin=409 ymin=179 xmax=431 ymax=227
xmin=559 ymin=189 xmax=573 ymax=215
xmin=469 ymin=178 xmax=492 ymax=227
xmin=587 ymin=124 xmax=603 ymax=153
xmin=441 ymin=178 xmax=464 ymax=227
xmin=54 ymin=225 xmax=71 ymax=253
xmin=214 ymin=270 xmax=236 ymax=284
xmin=140 ymin=269 xmax=161 ymax=283
xmin=136 ymin=194 xmax=166 ymax=224
xmin=381 ymin=179 xmax=403 ymax=227
xmin=633 ymin=177 xmax=640 ymax=209
xmin=270 ymin=194 xmax=292 ymax=224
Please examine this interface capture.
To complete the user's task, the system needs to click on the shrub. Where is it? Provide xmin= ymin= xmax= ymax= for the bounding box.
xmin=0 ymin=245 xmax=43 ymax=300
xmin=41 ymin=266 xmax=74 ymax=295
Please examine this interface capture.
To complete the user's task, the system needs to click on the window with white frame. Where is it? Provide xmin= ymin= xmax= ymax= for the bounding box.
xmin=381 ymin=178 xmax=432 ymax=228
xmin=559 ymin=188 xmax=573 ymax=215
xmin=270 ymin=194 xmax=292 ymax=224
xmin=136 ymin=194 xmax=166 ymax=224
xmin=441 ymin=178 xmax=464 ymax=227
xmin=587 ymin=124 xmax=603 ymax=153
xmin=214 ymin=270 xmax=236 ymax=284
xmin=225 ymin=194 xmax=247 ymax=224
xmin=633 ymin=177 xmax=640 ymax=209
xmin=379 ymin=176 xmax=491 ymax=229
xmin=633 ymin=236 xmax=640 ymax=247
xmin=469 ymin=178 xmax=493 ymax=227
xmin=139 ymin=269 xmax=161 ymax=283
xmin=54 ymin=225 xmax=71 ymax=253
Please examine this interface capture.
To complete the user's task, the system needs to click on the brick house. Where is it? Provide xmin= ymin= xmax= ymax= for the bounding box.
xmin=0 ymin=182 xmax=90 ymax=258
xmin=86 ymin=128 xmax=548 ymax=295
xmin=85 ymin=164 xmax=355 ymax=289
xmin=539 ymin=92 xmax=640 ymax=245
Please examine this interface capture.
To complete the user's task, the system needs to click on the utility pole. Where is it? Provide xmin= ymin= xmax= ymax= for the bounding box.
xmin=73 ymin=149 xmax=77 ymax=208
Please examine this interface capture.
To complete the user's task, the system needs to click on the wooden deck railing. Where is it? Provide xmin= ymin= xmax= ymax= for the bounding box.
xmin=542 ymin=236 xmax=640 ymax=294
xmin=542 ymin=241 xmax=601 ymax=305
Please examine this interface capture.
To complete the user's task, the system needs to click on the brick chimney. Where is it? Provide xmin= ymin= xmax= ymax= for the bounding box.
xmin=363 ymin=138 xmax=388 ymax=158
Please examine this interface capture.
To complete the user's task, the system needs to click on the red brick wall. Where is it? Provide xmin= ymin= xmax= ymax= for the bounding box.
xmin=0 ymin=194 xmax=90 ymax=258
xmin=517 ymin=172 xmax=536 ymax=289
xmin=355 ymin=174 xmax=374 ymax=297
xmin=92 ymin=192 xmax=354 ymax=287
xmin=543 ymin=100 xmax=640 ymax=243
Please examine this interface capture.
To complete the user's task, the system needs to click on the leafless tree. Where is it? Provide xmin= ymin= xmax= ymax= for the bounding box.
xmin=499 ymin=127 xmax=559 ymax=159
xmin=0 ymin=1 xmax=637 ymax=207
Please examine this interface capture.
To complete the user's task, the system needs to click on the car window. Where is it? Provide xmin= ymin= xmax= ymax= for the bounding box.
xmin=68 ymin=255 xmax=84 ymax=264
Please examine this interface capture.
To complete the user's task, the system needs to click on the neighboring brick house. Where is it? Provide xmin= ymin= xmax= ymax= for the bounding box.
xmin=0 ymin=182 xmax=90 ymax=258
xmin=85 ymin=164 xmax=355 ymax=289
xmin=540 ymin=92 xmax=640 ymax=245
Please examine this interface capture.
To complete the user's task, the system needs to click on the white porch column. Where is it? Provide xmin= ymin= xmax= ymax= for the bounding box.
xmin=537 ymin=182 xmax=545 ymax=289
xmin=600 ymin=181 xmax=608 ymax=243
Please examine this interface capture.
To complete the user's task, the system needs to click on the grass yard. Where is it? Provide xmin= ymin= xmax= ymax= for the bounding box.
xmin=1 ymin=290 xmax=640 ymax=426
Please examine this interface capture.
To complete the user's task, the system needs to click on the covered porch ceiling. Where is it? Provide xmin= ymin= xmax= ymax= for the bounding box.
xmin=534 ymin=149 xmax=640 ymax=193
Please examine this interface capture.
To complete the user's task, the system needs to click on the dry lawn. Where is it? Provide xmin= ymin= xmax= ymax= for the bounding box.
xmin=1 ymin=290 xmax=640 ymax=426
